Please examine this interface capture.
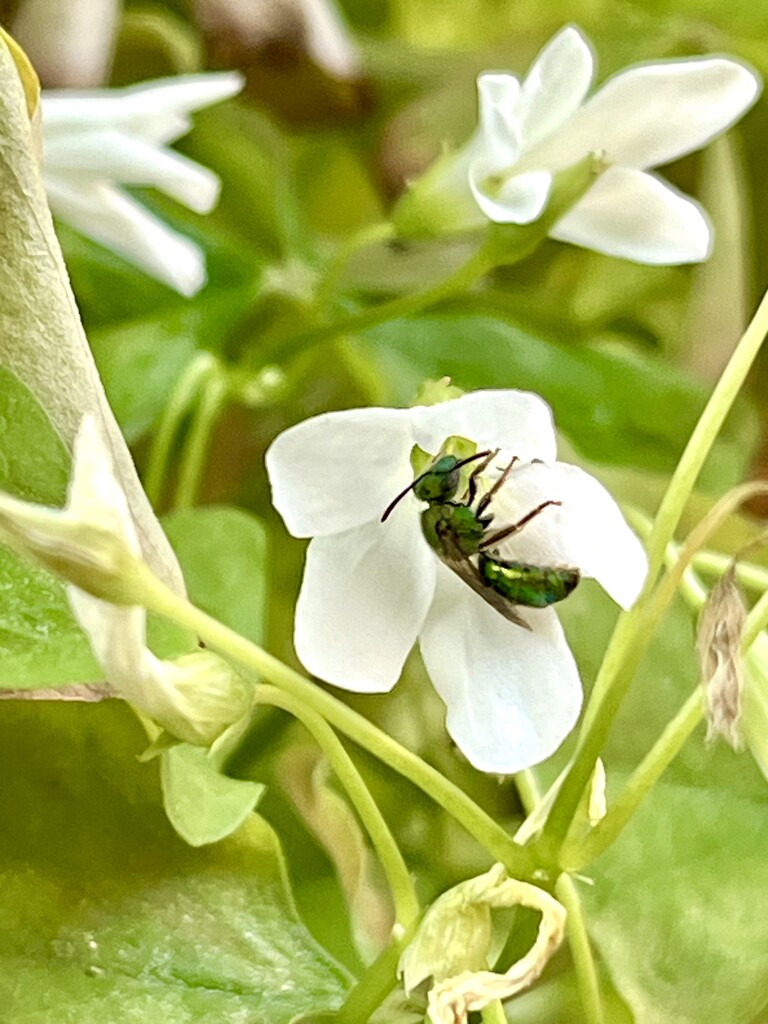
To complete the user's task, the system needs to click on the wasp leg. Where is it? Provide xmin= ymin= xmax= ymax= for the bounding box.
xmin=479 ymin=499 xmax=562 ymax=550
xmin=465 ymin=448 xmax=499 ymax=506
xmin=476 ymin=454 xmax=520 ymax=518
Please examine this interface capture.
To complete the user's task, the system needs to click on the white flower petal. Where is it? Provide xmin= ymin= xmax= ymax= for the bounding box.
xmin=539 ymin=56 xmax=760 ymax=170
xmin=517 ymin=25 xmax=595 ymax=149
xmin=551 ymin=167 xmax=712 ymax=264
xmin=295 ymin=515 xmax=436 ymax=692
xmin=420 ymin=570 xmax=582 ymax=773
xmin=476 ymin=73 xmax=523 ymax=167
xmin=469 ymin=166 xmax=552 ymax=224
xmin=412 ymin=389 xmax=557 ymax=463
xmin=45 ymin=177 xmax=207 ymax=295
xmin=266 ymin=407 xmax=414 ymax=538
xmin=67 ymin=415 xmax=140 ymax=556
xmin=44 ymin=130 xmax=221 ymax=213
xmin=42 ymin=72 xmax=244 ymax=143
xmin=487 ymin=461 xmax=647 ymax=609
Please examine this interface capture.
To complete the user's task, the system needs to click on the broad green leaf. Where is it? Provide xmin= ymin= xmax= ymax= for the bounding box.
xmin=0 ymin=700 xmax=350 ymax=1022
xmin=583 ymin=780 xmax=768 ymax=1024
xmin=364 ymin=312 xmax=756 ymax=484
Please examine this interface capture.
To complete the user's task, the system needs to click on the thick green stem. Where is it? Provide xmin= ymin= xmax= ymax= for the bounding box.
xmin=253 ymin=683 xmax=420 ymax=929
xmin=144 ymin=352 xmax=217 ymax=507
xmin=139 ymin=572 xmax=540 ymax=880
xmin=542 ymin=321 xmax=768 ymax=852
xmin=334 ymin=926 xmax=415 ymax=1024
xmin=555 ymin=875 xmax=604 ymax=1024
xmin=566 ymin=690 xmax=703 ymax=871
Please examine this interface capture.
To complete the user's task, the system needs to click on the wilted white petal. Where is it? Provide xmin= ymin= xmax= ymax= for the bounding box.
xmin=267 ymin=407 xmax=414 ymax=538
xmin=412 ymin=389 xmax=557 ymax=463
xmin=420 ymin=570 xmax=582 ymax=773
xmin=45 ymin=177 xmax=207 ymax=296
xmin=517 ymin=25 xmax=594 ymax=149
xmin=536 ymin=56 xmax=760 ymax=170
xmin=44 ymin=130 xmax=221 ymax=212
xmin=488 ymin=460 xmax=647 ymax=609
xmin=469 ymin=166 xmax=552 ymax=224
xmin=296 ymin=514 xmax=436 ymax=692
xmin=552 ymin=167 xmax=712 ymax=264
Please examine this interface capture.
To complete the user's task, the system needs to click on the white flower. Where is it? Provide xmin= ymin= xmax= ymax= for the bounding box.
xmin=266 ymin=390 xmax=647 ymax=773
xmin=404 ymin=25 xmax=760 ymax=264
xmin=41 ymin=72 xmax=243 ymax=295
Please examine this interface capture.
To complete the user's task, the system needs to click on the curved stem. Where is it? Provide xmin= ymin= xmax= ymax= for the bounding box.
xmin=643 ymin=285 xmax=768 ymax=586
xmin=334 ymin=925 xmax=416 ymax=1024
xmin=139 ymin=572 xmax=540 ymax=880
xmin=262 ymin=242 xmax=495 ymax=367
xmin=144 ymin=352 xmax=217 ymax=507
xmin=254 ymin=683 xmax=419 ymax=929
xmin=566 ymin=690 xmax=703 ymax=871
xmin=315 ymin=221 xmax=396 ymax=312
xmin=542 ymin=480 xmax=768 ymax=850
xmin=174 ymin=367 xmax=228 ymax=509
xmin=554 ymin=875 xmax=604 ymax=1024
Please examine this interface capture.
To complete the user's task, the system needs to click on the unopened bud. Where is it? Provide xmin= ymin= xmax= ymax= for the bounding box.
xmin=0 ymin=492 xmax=148 ymax=604
xmin=697 ymin=565 xmax=746 ymax=749
xmin=156 ymin=650 xmax=253 ymax=747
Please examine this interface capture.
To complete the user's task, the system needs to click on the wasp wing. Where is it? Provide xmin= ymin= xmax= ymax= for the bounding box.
xmin=436 ymin=536 xmax=532 ymax=631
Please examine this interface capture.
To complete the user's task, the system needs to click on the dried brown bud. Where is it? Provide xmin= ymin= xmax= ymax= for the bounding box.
xmin=697 ymin=565 xmax=747 ymax=749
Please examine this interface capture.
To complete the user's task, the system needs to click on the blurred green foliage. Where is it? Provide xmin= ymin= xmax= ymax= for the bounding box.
xmin=2 ymin=0 xmax=768 ymax=1020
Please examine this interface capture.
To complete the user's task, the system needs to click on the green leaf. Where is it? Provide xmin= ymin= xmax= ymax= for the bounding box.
xmin=0 ymin=700 xmax=350 ymax=1021
xmin=161 ymin=744 xmax=265 ymax=847
xmin=365 ymin=312 xmax=755 ymax=483
xmin=160 ymin=507 xmax=270 ymax=844
xmin=583 ymin=779 xmax=768 ymax=1024
xmin=163 ymin=505 xmax=269 ymax=643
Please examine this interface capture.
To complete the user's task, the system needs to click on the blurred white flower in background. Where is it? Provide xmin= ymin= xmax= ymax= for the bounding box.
xmin=399 ymin=25 xmax=761 ymax=264
xmin=41 ymin=72 xmax=243 ymax=295
xmin=266 ymin=390 xmax=647 ymax=774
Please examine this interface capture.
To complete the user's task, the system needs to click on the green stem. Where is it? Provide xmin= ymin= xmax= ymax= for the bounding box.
xmin=315 ymin=221 xmax=396 ymax=312
xmin=144 ymin=352 xmax=217 ymax=507
xmin=139 ymin=572 xmax=540 ymax=880
xmin=264 ymin=242 xmax=496 ymax=366
xmin=693 ymin=549 xmax=768 ymax=592
xmin=643 ymin=285 xmax=768 ymax=585
xmin=554 ymin=875 xmax=604 ymax=1024
xmin=544 ymin=468 xmax=768 ymax=851
xmin=174 ymin=367 xmax=228 ymax=509
xmin=254 ymin=683 xmax=419 ymax=929
xmin=517 ymin=774 xmax=604 ymax=1023
xmin=481 ymin=999 xmax=508 ymax=1024
xmin=743 ymin=587 xmax=768 ymax=650
xmin=566 ymin=690 xmax=703 ymax=871
xmin=335 ymin=926 xmax=415 ymax=1024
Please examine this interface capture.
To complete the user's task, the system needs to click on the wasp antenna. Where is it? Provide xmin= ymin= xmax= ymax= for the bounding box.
xmin=381 ymin=478 xmax=420 ymax=522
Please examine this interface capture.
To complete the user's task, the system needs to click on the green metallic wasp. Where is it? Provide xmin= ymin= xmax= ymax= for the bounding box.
xmin=381 ymin=449 xmax=580 ymax=629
